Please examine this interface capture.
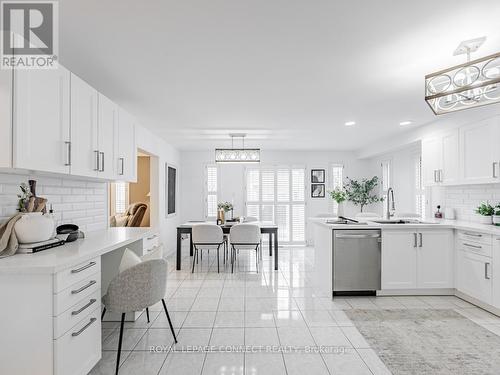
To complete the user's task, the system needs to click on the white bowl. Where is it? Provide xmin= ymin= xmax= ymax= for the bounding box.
xmin=14 ymin=213 xmax=55 ymax=244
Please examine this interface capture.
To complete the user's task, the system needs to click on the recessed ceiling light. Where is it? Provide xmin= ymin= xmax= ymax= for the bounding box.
xmin=345 ymin=121 xmax=356 ymax=126
xmin=399 ymin=121 xmax=413 ymax=126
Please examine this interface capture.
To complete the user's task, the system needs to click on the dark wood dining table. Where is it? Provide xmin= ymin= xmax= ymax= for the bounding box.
xmin=176 ymin=222 xmax=279 ymax=270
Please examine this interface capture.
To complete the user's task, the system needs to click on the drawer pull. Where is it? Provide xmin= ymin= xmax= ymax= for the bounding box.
xmin=71 ymin=280 xmax=96 ymax=294
xmin=463 ymin=232 xmax=482 ymax=237
xmin=72 ymin=318 xmax=97 ymax=337
xmin=463 ymin=243 xmax=482 ymax=249
xmin=71 ymin=261 xmax=97 ymax=274
xmin=485 ymin=263 xmax=491 ymax=280
xmin=146 ymin=235 xmax=157 ymax=240
xmin=71 ymin=299 xmax=97 ymax=316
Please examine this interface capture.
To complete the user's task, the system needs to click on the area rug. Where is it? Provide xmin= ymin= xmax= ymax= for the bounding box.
xmin=345 ymin=309 xmax=500 ymax=375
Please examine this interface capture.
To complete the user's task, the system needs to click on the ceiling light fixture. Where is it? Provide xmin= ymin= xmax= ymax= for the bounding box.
xmin=425 ymin=37 xmax=500 ymax=115
xmin=399 ymin=121 xmax=413 ymax=126
xmin=345 ymin=121 xmax=356 ymax=126
xmin=215 ymin=133 xmax=260 ymax=163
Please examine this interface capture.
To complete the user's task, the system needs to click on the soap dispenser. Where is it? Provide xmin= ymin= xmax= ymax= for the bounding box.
xmin=434 ymin=205 xmax=443 ymax=219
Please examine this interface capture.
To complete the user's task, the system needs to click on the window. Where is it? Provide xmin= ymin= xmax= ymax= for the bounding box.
xmin=381 ymin=160 xmax=392 ymax=217
xmin=205 ymin=165 xmax=218 ymax=218
xmin=414 ymin=155 xmax=425 ymax=219
xmin=329 ymin=164 xmax=343 ymax=213
xmin=114 ymin=182 xmax=129 ymax=214
xmin=245 ymin=166 xmax=306 ymax=244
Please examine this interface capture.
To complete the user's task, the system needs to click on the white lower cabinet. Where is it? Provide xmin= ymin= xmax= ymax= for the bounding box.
xmin=457 ymin=250 xmax=492 ymax=304
xmin=382 ymin=229 xmax=453 ymax=290
xmin=491 ymin=236 xmax=500 ymax=308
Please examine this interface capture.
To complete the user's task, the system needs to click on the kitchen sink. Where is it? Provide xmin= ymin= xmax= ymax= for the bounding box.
xmin=371 ymin=219 xmax=439 ymax=225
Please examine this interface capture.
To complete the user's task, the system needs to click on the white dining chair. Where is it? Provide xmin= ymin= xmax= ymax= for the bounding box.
xmin=191 ymin=224 xmax=225 ymax=273
xmin=229 ymin=223 xmax=261 ymax=273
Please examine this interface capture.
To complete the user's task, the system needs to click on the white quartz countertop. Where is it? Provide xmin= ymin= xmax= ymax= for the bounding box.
xmin=0 ymin=227 xmax=152 ymax=274
xmin=309 ymin=217 xmax=500 ymax=236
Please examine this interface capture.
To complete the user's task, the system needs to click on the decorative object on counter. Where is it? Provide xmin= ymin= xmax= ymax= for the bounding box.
xmin=311 ymin=184 xmax=325 ymax=198
xmin=16 ymin=238 xmax=65 ymax=254
xmin=56 ymin=224 xmax=85 ymax=242
xmin=493 ymin=204 xmax=500 ymax=226
xmin=17 ymin=180 xmax=47 ymax=213
xmin=0 ymin=213 xmax=23 ymax=258
xmin=434 ymin=205 xmax=443 ymax=219
xmin=328 ymin=187 xmax=347 ymax=216
xmin=28 ymin=179 xmax=47 ymax=213
xmin=475 ymin=202 xmax=494 ymax=224
xmin=311 ymin=169 xmax=325 ymax=183
xmin=17 ymin=182 xmax=31 ymax=212
xmin=14 ymin=212 xmax=55 ymax=244
xmin=444 ymin=207 xmax=455 ymax=220
xmin=344 ymin=176 xmax=384 ymax=212
xmin=217 ymin=202 xmax=233 ymax=224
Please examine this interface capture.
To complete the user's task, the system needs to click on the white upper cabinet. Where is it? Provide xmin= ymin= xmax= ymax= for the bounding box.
xmin=422 ymin=137 xmax=442 ymax=186
xmin=12 ymin=67 xmax=71 ymax=174
xmin=441 ymin=130 xmax=460 ymax=184
xmin=97 ymin=94 xmax=117 ymax=179
xmin=116 ymin=109 xmax=137 ymax=182
xmin=70 ymin=73 xmax=98 ymax=178
xmin=460 ymin=118 xmax=500 ymax=184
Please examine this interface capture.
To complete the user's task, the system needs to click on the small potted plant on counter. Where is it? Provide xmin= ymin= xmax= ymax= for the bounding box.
xmin=328 ymin=187 xmax=347 ymax=216
xmin=475 ymin=202 xmax=494 ymax=224
xmin=493 ymin=204 xmax=500 ymax=226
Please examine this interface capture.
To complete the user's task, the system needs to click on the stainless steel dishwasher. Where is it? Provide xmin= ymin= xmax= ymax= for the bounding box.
xmin=333 ymin=229 xmax=381 ymax=295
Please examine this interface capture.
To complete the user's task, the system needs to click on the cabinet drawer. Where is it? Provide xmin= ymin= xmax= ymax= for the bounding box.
xmin=143 ymin=233 xmax=159 ymax=253
xmin=54 ymin=273 xmax=100 ymax=315
xmin=458 ymin=241 xmax=492 ymax=258
xmin=54 ymin=290 xmax=100 ymax=339
xmin=54 ymin=307 xmax=101 ymax=375
xmin=457 ymin=231 xmax=492 ymax=247
xmin=54 ymin=257 xmax=101 ymax=293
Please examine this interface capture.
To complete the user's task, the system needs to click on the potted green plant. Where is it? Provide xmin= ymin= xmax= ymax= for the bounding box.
xmin=344 ymin=176 xmax=384 ymax=213
xmin=493 ymin=204 xmax=500 ymax=226
xmin=475 ymin=202 xmax=494 ymax=224
xmin=217 ymin=202 xmax=234 ymax=224
xmin=328 ymin=187 xmax=347 ymax=216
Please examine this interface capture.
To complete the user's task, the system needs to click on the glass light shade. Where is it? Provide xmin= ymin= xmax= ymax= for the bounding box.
xmin=425 ymin=52 xmax=500 ymax=115
xmin=215 ymin=148 xmax=260 ymax=163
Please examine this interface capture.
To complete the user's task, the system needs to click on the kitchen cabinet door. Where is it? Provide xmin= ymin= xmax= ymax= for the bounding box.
xmin=381 ymin=230 xmax=417 ymax=289
xmin=70 ymin=74 xmax=98 ymax=178
xmin=116 ymin=109 xmax=137 ymax=182
xmin=457 ymin=250 xmax=492 ymax=304
xmin=13 ymin=66 xmax=70 ymax=174
xmin=97 ymin=94 xmax=117 ymax=179
xmin=441 ymin=130 xmax=460 ymax=185
xmin=493 ymin=237 xmax=500 ymax=309
xmin=417 ymin=229 xmax=453 ymax=289
xmin=421 ymin=137 xmax=442 ymax=186
xmin=460 ymin=118 xmax=500 ymax=184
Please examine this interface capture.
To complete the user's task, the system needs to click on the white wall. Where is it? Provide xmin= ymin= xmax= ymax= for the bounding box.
xmin=180 ymin=150 xmax=375 ymax=244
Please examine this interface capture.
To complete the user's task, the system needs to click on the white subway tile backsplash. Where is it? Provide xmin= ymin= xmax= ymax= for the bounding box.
xmin=443 ymin=184 xmax=500 ymax=222
xmin=0 ymin=173 xmax=108 ymax=233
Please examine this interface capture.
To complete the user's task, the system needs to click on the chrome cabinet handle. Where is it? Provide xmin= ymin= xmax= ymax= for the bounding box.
xmin=463 ymin=243 xmax=482 ymax=249
xmin=147 ymin=235 xmax=158 ymax=240
xmin=71 ymin=280 xmax=96 ymax=294
xmin=94 ymin=150 xmax=100 ymax=171
xmin=485 ymin=263 xmax=491 ymax=280
xmin=439 ymin=169 xmax=443 ymax=182
xmin=72 ymin=299 xmax=97 ymax=316
xmin=493 ymin=162 xmax=498 ymax=178
xmin=433 ymin=170 xmax=438 ymax=183
xmin=335 ymin=234 xmax=380 ymax=239
xmin=413 ymin=233 xmax=417 ymax=247
xmin=64 ymin=141 xmax=71 ymax=166
xmin=419 ymin=233 xmax=423 ymax=247
xmin=463 ymin=232 xmax=482 ymax=237
xmin=99 ymin=152 xmax=105 ymax=172
xmin=119 ymin=157 xmax=124 ymax=175
xmin=72 ymin=318 xmax=97 ymax=337
xmin=71 ymin=261 xmax=96 ymax=274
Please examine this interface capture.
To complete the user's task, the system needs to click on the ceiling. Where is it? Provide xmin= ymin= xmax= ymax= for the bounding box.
xmin=60 ymin=0 xmax=500 ymax=151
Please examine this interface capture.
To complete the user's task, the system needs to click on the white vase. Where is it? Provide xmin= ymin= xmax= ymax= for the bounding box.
xmin=14 ymin=212 xmax=55 ymax=244
xmin=493 ymin=215 xmax=500 ymax=225
xmin=476 ymin=214 xmax=493 ymax=225
xmin=337 ymin=202 xmax=344 ymax=217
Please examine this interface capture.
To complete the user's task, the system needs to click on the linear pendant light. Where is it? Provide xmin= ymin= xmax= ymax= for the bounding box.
xmin=425 ymin=37 xmax=500 ymax=115
xmin=215 ymin=134 xmax=260 ymax=163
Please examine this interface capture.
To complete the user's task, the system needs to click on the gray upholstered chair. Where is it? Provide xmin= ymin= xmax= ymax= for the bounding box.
xmin=229 ymin=223 xmax=261 ymax=273
xmin=191 ymin=224 xmax=226 ymax=273
xmin=101 ymin=259 xmax=177 ymax=375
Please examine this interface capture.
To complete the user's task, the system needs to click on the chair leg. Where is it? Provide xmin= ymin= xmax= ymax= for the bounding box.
xmin=162 ymin=299 xmax=178 ymax=343
xmin=146 ymin=307 xmax=150 ymax=323
xmin=192 ymin=249 xmax=197 ymax=273
xmin=217 ymin=248 xmax=220 ymax=273
xmin=101 ymin=307 xmax=106 ymax=321
xmin=115 ymin=313 xmax=125 ymax=375
xmin=231 ymin=246 xmax=235 ymax=273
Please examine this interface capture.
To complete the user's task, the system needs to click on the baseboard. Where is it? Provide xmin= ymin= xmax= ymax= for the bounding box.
xmin=455 ymin=290 xmax=500 ymax=317
xmin=377 ymin=288 xmax=455 ymax=296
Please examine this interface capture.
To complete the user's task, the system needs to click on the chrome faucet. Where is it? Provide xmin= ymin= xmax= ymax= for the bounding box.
xmin=386 ymin=187 xmax=395 ymax=219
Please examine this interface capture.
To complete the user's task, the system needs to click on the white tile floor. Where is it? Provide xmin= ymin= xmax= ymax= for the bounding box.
xmin=90 ymin=245 xmax=500 ymax=375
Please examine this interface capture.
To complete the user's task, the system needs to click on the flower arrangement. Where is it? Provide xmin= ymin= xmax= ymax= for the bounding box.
xmin=217 ymin=202 xmax=233 ymax=212
xmin=328 ymin=187 xmax=347 ymax=204
xmin=17 ymin=182 xmax=32 ymax=212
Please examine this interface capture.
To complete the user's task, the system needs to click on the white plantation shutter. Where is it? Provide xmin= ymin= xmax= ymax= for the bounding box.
xmin=330 ymin=164 xmax=343 ymax=213
xmin=206 ymin=165 xmax=218 ymax=218
xmin=381 ymin=160 xmax=391 ymax=217
xmin=245 ymin=166 xmax=305 ymax=244
xmin=115 ymin=182 xmax=128 ymax=214
xmin=414 ymin=155 xmax=425 ymax=219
